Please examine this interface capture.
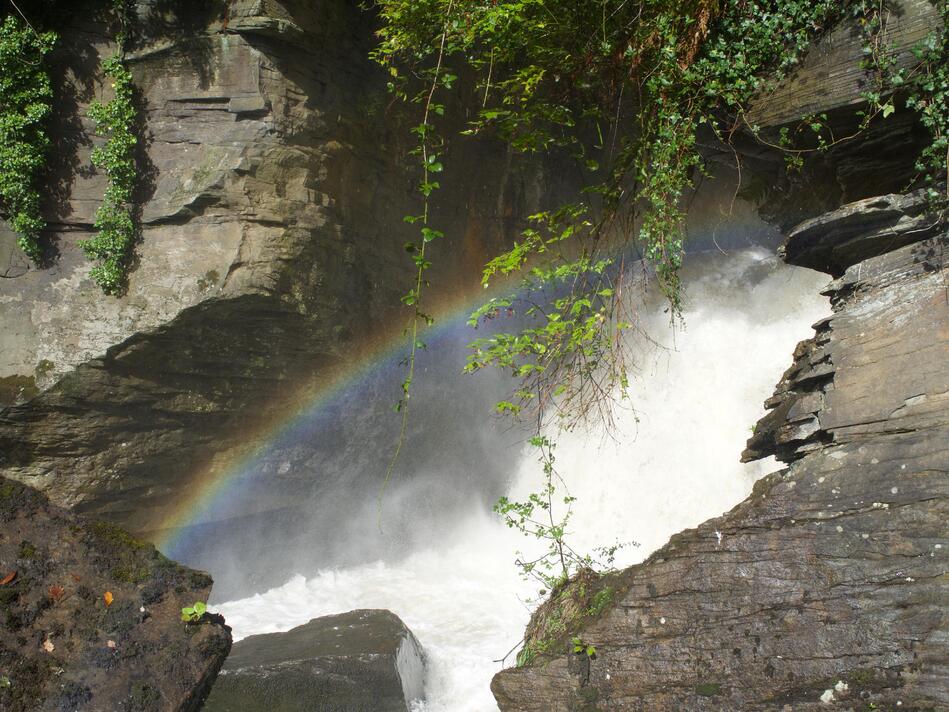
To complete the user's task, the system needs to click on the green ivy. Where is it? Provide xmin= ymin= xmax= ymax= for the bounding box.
xmin=0 ymin=15 xmax=56 ymax=262
xmin=374 ymin=0 xmax=946 ymax=428
xmin=81 ymin=54 xmax=137 ymax=294
xmin=905 ymin=2 xmax=949 ymax=202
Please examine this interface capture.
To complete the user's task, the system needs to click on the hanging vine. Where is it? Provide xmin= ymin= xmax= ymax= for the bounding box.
xmin=374 ymin=0 xmax=947 ymax=431
xmin=376 ymin=0 xmax=456 ymax=515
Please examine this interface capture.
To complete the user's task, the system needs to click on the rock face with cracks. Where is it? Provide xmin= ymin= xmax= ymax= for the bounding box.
xmin=491 ymin=198 xmax=948 ymax=711
xmin=0 ymin=477 xmax=231 ymax=712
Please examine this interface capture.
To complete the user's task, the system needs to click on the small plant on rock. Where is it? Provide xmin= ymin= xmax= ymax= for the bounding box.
xmin=495 ymin=436 xmax=628 ymax=589
xmin=571 ymin=636 xmax=596 ymax=659
xmin=180 ymin=601 xmax=206 ymax=623
xmin=81 ymin=54 xmax=138 ymax=294
xmin=0 ymin=15 xmax=56 ymax=262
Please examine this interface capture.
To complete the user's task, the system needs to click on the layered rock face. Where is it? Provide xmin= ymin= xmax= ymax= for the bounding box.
xmin=0 ymin=0 xmax=562 ymax=534
xmin=203 ymin=609 xmax=424 ymax=712
xmin=0 ymin=477 xmax=231 ymax=711
xmin=491 ymin=198 xmax=948 ymax=711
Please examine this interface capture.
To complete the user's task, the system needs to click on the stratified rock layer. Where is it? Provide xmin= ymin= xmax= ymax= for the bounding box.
xmin=203 ymin=609 xmax=425 ymax=712
xmin=777 ymin=191 xmax=942 ymax=277
xmin=0 ymin=477 xmax=231 ymax=712
xmin=491 ymin=200 xmax=948 ymax=711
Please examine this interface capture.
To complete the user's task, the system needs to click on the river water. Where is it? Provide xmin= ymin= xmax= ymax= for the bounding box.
xmin=215 ymin=249 xmax=829 ymax=711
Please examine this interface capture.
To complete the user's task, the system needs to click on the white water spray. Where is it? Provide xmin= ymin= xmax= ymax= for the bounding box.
xmin=216 ymin=250 xmax=829 ymax=712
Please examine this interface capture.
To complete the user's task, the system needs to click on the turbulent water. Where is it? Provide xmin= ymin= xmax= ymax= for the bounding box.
xmin=215 ymin=249 xmax=830 ymax=711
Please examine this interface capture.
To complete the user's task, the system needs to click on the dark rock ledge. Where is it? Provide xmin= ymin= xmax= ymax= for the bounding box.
xmin=0 ymin=477 xmax=231 ymax=712
xmin=491 ymin=198 xmax=948 ymax=711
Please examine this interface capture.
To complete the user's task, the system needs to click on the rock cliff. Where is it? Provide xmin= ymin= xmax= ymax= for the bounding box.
xmin=491 ymin=203 xmax=947 ymax=710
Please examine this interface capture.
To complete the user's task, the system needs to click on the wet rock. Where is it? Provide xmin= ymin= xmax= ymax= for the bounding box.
xmin=0 ymin=477 xmax=231 ymax=711
xmin=492 ymin=203 xmax=948 ymax=711
xmin=779 ymin=191 xmax=942 ymax=276
xmin=203 ymin=609 xmax=425 ymax=712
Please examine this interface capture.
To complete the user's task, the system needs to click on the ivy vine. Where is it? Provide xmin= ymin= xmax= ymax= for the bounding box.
xmin=81 ymin=53 xmax=138 ymax=295
xmin=0 ymin=14 xmax=56 ymax=263
xmin=903 ymin=1 xmax=949 ymax=199
xmin=375 ymin=0 xmax=947 ymax=429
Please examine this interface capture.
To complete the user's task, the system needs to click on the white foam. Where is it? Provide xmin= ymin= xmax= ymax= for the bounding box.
xmin=216 ymin=250 xmax=830 ymax=711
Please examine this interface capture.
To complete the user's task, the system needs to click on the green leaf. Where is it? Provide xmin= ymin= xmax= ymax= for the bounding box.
xmin=421 ymin=227 xmax=444 ymax=243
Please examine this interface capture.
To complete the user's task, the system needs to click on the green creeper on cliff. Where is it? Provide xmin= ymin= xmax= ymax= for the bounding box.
xmin=0 ymin=15 xmax=56 ymax=263
xmin=81 ymin=54 xmax=138 ymax=295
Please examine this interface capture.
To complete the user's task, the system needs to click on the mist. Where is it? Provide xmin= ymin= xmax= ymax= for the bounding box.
xmin=206 ymin=248 xmax=829 ymax=711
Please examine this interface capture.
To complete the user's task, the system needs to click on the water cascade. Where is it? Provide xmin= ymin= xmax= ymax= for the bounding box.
xmin=210 ymin=249 xmax=828 ymax=711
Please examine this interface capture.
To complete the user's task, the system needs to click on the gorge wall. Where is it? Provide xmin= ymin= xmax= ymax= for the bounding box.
xmin=491 ymin=3 xmax=947 ymax=710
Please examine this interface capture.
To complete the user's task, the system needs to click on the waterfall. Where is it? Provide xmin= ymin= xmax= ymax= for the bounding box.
xmin=214 ymin=249 xmax=829 ymax=711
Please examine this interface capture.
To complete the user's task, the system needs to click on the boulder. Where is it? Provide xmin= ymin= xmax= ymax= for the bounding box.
xmin=0 ymin=477 xmax=231 ymax=711
xmin=491 ymin=205 xmax=948 ymax=711
xmin=203 ymin=609 xmax=425 ymax=712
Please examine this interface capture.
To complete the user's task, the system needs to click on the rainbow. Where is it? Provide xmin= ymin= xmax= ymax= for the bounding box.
xmin=151 ymin=218 xmax=742 ymax=559
xmin=154 ymin=275 xmax=513 ymax=559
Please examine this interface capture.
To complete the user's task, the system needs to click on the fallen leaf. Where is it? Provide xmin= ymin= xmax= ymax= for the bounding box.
xmin=71 ymin=574 xmax=81 ymax=583
xmin=0 ymin=571 xmax=16 ymax=586
xmin=42 ymin=639 xmax=54 ymax=653
xmin=48 ymin=585 xmax=65 ymax=601
xmin=103 ymin=591 xmax=113 ymax=607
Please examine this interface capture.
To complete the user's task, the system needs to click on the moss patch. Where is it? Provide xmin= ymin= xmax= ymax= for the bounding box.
xmin=696 ymin=682 xmax=722 ymax=697
xmin=0 ymin=479 xmax=46 ymax=519
xmin=517 ymin=569 xmax=621 ymax=667
xmin=84 ymin=521 xmax=160 ymax=584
